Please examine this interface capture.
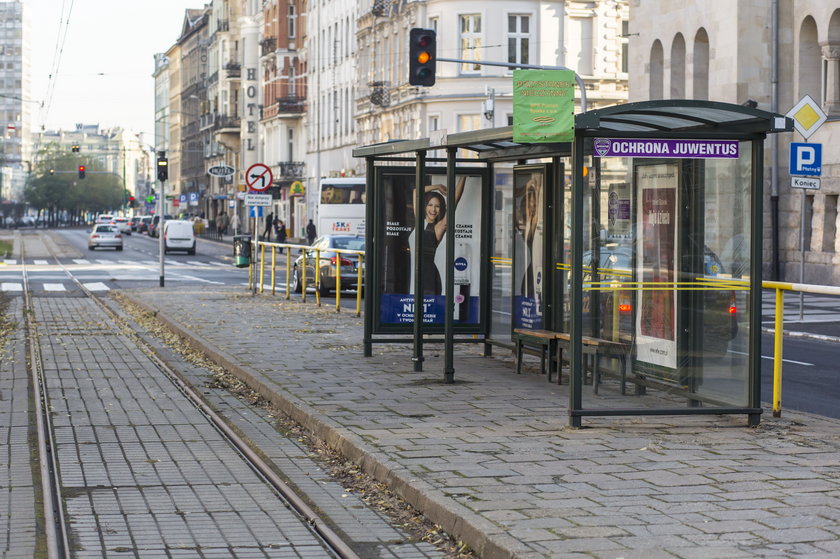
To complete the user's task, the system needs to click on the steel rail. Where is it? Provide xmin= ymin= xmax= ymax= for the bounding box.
xmin=19 ymin=232 xmax=71 ymax=558
xmin=37 ymin=230 xmax=361 ymax=559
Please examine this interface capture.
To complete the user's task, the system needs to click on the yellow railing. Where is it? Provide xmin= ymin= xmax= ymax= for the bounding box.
xmin=250 ymin=240 xmax=365 ymax=317
xmin=763 ymin=281 xmax=840 ymax=417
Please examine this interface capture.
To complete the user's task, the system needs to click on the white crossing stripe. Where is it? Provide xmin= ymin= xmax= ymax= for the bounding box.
xmin=1 ymin=282 xmax=23 ymax=291
xmin=96 ymin=260 xmax=110 ymax=265
xmin=73 ymin=259 xmax=91 ymax=265
xmin=33 ymin=260 xmax=49 ymax=265
xmin=83 ymin=282 xmax=110 ymax=291
xmin=188 ymin=261 xmax=210 ymax=266
xmin=208 ymin=261 xmax=229 ymax=266
xmin=43 ymin=283 xmax=66 ymax=291
xmin=3 ymin=259 xmax=17 ymax=265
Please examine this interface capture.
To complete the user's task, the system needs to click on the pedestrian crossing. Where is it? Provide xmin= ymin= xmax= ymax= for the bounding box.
xmin=0 ymin=257 xmax=238 ymax=292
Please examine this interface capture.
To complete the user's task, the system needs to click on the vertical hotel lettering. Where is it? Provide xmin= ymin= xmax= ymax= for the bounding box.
xmin=245 ymin=67 xmax=257 ymax=151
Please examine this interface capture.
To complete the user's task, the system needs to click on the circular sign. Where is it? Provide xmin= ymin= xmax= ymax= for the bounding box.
xmin=208 ymin=164 xmax=235 ymax=177
xmin=454 ymin=257 xmax=468 ymax=271
xmin=245 ymin=163 xmax=273 ymax=192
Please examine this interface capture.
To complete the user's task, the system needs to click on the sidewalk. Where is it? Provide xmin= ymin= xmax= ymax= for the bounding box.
xmin=123 ymin=286 xmax=840 ymax=559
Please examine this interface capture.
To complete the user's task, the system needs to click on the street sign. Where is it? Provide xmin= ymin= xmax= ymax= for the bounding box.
xmin=789 ymin=142 xmax=822 ymax=176
xmin=791 ymin=176 xmax=820 ymax=190
xmin=245 ymin=163 xmax=272 ymax=191
xmin=189 ymin=192 xmax=199 ymax=206
xmin=249 ymin=206 xmax=264 ymax=218
xmin=786 ymin=95 xmax=827 ymax=139
xmin=208 ymin=164 xmax=235 ymax=177
xmin=244 ymin=193 xmax=272 ymax=206
xmin=289 ymin=180 xmax=305 ymax=196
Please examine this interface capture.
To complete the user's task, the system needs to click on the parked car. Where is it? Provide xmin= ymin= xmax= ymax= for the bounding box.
xmin=113 ymin=217 xmax=132 ymax=235
xmin=582 ymin=245 xmax=737 ymax=355
xmin=148 ymin=214 xmax=173 ymax=238
xmin=290 ymin=235 xmax=365 ymax=296
xmin=162 ymin=219 xmax=196 ymax=255
xmin=139 ymin=215 xmax=153 ymax=234
xmin=88 ymin=224 xmax=123 ymax=251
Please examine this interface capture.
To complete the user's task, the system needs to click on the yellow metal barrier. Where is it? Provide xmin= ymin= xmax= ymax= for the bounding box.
xmin=763 ymin=280 xmax=840 ymax=417
xmin=252 ymin=240 xmax=364 ymax=316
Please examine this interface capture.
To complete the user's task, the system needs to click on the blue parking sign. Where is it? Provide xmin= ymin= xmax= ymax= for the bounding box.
xmin=789 ymin=143 xmax=822 ymax=176
xmin=249 ymin=206 xmax=263 ymax=218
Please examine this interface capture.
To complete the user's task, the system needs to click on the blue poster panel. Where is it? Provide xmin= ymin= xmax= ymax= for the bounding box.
xmin=378 ymin=172 xmax=483 ymax=326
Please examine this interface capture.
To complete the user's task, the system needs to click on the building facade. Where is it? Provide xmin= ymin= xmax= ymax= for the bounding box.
xmin=628 ymin=0 xmax=840 ymax=285
xmin=0 ymin=0 xmax=31 ymax=205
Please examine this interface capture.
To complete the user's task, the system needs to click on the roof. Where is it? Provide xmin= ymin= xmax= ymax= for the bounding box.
xmin=353 ymin=100 xmax=793 ymax=161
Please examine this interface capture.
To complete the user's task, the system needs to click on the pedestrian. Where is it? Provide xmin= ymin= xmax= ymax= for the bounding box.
xmin=229 ymin=212 xmax=240 ymax=235
xmin=217 ymin=212 xmax=228 ymax=236
xmin=276 ymin=219 xmax=287 ymax=252
xmin=263 ymin=211 xmax=273 ymax=241
xmin=306 ymin=219 xmax=317 ymax=245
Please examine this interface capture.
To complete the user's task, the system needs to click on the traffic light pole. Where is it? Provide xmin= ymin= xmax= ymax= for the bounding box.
xmin=158 ymin=177 xmax=165 ymax=287
xmin=435 ymin=57 xmax=587 ymax=111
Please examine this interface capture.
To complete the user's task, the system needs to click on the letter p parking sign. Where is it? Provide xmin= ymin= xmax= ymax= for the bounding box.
xmin=789 ymin=142 xmax=822 ymax=177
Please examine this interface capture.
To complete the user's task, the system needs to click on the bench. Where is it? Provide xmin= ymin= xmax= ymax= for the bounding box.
xmin=554 ymin=332 xmax=633 ymax=394
xmin=513 ymin=329 xmax=558 ymax=377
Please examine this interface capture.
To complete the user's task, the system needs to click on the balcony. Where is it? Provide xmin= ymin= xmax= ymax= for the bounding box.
xmin=216 ymin=19 xmax=229 ymax=33
xmin=224 ymin=62 xmax=241 ymax=78
xmin=262 ymin=96 xmax=306 ymax=120
xmin=369 ymin=81 xmax=390 ymax=107
xmin=260 ymin=37 xmax=276 ymax=57
xmin=278 ymin=161 xmax=305 ymax=178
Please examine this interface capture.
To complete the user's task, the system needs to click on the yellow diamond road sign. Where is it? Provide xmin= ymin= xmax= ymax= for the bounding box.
xmin=786 ymin=94 xmax=827 ymax=139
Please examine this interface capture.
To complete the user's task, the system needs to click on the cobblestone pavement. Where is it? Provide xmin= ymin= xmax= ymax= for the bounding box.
xmin=123 ymin=286 xmax=840 ymax=559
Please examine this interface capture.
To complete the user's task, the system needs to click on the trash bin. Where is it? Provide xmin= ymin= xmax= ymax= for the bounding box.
xmin=233 ymin=235 xmax=251 ymax=268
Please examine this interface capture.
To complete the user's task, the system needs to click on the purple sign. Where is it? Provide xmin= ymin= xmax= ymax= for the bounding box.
xmin=593 ymin=138 xmax=739 ymax=159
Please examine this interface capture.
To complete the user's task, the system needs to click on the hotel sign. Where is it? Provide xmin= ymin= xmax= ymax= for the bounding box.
xmin=593 ymin=139 xmax=739 ymax=159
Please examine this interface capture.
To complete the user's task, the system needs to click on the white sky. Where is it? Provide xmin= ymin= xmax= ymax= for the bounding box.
xmin=28 ymin=0 xmax=203 ymax=144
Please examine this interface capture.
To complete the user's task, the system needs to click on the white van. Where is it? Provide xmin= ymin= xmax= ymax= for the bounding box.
xmin=163 ymin=220 xmax=196 ymax=255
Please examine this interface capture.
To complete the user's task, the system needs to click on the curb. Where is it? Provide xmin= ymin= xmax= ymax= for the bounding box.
xmin=123 ymin=293 xmax=528 ymax=559
xmin=761 ymin=326 xmax=840 ymax=344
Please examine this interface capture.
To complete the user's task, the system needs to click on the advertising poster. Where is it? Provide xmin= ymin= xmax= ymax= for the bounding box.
xmin=635 ymin=163 xmax=678 ymax=369
xmin=513 ymin=167 xmax=545 ymax=329
xmin=378 ymin=172 xmax=483 ymax=326
xmin=512 ymin=69 xmax=575 ymax=143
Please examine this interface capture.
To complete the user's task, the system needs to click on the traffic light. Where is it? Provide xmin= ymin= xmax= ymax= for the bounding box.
xmin=78 ymin=165 xmax=86 ymax=179
xmin=71 ymin=144 xmax=80 ymax=153
xmin=409 ymin=28 xmax=436 ymax=86
xmin=49 ymin=169 xmax=54 ymax=175
xmin=157 ymin=152 xmax=168 ymax=181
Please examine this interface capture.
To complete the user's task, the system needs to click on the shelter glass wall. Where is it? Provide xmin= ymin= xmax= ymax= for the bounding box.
xmin=573 ymin=142 xmax=753 ymax=410
xmin=490 ymin=163 xmax=515 ymax=341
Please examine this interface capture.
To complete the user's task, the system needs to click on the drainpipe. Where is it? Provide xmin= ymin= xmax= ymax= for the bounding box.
xmin=770 ymin=0 xmax=780 ymax=280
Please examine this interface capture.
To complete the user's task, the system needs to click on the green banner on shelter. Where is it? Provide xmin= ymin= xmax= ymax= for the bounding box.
xmin=512 ymin=69 xmax=575 ymax=143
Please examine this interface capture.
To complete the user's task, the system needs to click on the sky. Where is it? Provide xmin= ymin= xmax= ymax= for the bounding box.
xmin=28 ymin=0 xmax=204 ymax=145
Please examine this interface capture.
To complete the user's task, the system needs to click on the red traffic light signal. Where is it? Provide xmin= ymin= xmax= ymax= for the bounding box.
xmin=78 ymin=165 xmax=86 ymax=179
xmin=409 ymin=28 xmax=436 ymax=87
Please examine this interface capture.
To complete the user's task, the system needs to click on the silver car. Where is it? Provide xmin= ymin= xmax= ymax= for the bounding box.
xmin=88 ymin=224 xmax=124 ymax=251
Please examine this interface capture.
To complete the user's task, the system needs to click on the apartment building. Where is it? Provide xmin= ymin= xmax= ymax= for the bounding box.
xmin=0 ymin=0 xmax=31 ymax=204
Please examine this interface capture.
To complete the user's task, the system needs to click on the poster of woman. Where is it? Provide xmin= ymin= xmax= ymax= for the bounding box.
xmin=513 ymin=167 xmax=546 ymax=329
xmin=378 ymin=171 xmax=483 ymax=326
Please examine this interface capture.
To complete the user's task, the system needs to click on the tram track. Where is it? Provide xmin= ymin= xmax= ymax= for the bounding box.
xmin=23 ymin=230 xmax=362 ymax=559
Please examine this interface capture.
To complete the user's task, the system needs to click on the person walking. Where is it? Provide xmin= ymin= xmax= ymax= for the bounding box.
xmin=229 ymin=212 xmax=240 ymax=235
xmin=276 ymin=219 xmax=287 ymax=252
xmin=306 ymin=219 xmax=317 ymax=245
xmin=263 ymin=212 xmax=273 ymax=241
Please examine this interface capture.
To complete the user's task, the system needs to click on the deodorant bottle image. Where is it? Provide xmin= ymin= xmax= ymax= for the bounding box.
xmin=454 ymin=242 xmax=471 ymax=322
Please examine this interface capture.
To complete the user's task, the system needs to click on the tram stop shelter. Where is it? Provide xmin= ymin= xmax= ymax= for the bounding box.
xmin=353 ymin=100 xmax=792 ymax=427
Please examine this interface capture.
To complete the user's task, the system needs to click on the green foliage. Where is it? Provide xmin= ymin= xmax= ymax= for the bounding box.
xmin=25 ymin=143 xmax=124 ymax=213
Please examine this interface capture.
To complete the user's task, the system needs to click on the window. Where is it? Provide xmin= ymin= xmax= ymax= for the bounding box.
xmin=568 ymin=17 xmax=593 ymax=75
xmin=429 ymin=115 xmax=439 ymax=132
xmin=508 ymin=15 xmax=530 ymax=66
xmin=288 ymin=5 xmax=296 ymax=39
xmin=287 ymin=128 xmax=294 ymax=161
xmin=429 ymin=17 xmax=439 ymax=33
xmin=460 ymin=15 xmax=482 ymax=73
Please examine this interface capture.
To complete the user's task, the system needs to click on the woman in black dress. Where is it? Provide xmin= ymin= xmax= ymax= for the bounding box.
xmin=418 ymin=176 xmax=466 ymax=295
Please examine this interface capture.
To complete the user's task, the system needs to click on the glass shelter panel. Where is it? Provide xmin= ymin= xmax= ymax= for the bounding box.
xmin=490 ymin=163 xmax=514 ymax=342
xmin=573 ymin=141 xmax=753 ymax=411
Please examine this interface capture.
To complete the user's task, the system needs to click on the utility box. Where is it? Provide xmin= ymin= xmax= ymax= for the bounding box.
xmin=233 ymin=235 xmax=251 ymax=268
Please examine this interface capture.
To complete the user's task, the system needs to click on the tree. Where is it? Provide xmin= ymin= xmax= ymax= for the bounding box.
xmin=25 ymin=143 xmax=123 ymax=224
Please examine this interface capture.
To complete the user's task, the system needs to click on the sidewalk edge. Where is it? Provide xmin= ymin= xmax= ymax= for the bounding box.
xmin=123 ymin=293 xmax=526 ymax=559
